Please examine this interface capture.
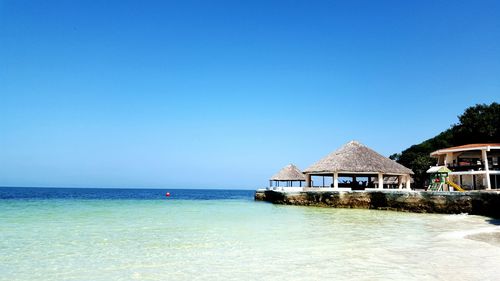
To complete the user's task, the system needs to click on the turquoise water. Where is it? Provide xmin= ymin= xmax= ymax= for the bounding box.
xmin=1 ymin=188 xmax=499 ymax=281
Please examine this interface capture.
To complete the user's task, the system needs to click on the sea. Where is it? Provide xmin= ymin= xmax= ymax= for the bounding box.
xmin=1 ymin=187 xmax=499 ymax=281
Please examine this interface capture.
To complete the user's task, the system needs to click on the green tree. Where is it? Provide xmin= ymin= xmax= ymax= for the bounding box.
xmin=452 ymin=102 xmax=500 ymax=144
xmin=389 ymin=153 xmax=401 ymax=161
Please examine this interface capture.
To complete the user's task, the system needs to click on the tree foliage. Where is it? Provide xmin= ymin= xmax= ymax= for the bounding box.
xmin=395 ymin=102 xmax=500 ymax=188
xmin=452 ymin=103 xmax=500 ymax=144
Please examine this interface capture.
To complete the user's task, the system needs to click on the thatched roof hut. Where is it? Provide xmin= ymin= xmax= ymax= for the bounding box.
xmin=303 ymin=141 xmax=413 ymax=190
xmin=304 ymin=141 xmax=414 ymax=175
xmin=269 ymin=164 xmax=305 ymax=188
xmin=270 ymin=164 xmax=306 ymax=181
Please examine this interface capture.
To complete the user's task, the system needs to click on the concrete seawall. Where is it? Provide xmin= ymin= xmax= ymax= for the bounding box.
xmin=255 ymin=190 xmax=500 ymax=218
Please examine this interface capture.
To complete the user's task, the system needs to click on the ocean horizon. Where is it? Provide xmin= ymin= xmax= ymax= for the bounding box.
xmin=0 ymin=186 xmax=256 ymax=191
xmin=0 ymin=187 xmax=256 ymax=203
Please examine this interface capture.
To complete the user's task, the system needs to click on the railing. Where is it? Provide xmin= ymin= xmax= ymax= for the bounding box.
xmin=266 ymin=186 xmax=304 ymax=192
xmin=446 ymin=164 xmax=500 ymax=172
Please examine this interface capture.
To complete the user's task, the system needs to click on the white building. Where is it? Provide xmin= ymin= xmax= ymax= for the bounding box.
xmin=430 ymin=143 xmax=500 ymax=190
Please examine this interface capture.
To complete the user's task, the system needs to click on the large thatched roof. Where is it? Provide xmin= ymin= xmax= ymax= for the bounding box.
xmin=303 ymin=141 xmax=414 ymax=175
xmin=270 ymin=164 xmax=306 ymax=181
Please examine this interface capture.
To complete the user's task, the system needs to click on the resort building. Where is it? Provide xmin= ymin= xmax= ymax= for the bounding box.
xmin=303 ymin=141 xmax=414 ymax=191
xmin=268 ymin=164 xmax=306 ymax=191
xmin=430 ymin=143 xmax=500 ymax=190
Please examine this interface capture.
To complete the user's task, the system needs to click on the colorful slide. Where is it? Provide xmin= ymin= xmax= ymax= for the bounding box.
xmin=446 ymin=180 xmax=465 ymax=192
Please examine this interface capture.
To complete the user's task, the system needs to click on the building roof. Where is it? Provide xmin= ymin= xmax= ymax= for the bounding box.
xmin=430 ymin=143 xmax=500 ymax=156
xmin=426 ymin=166 xmax=452 ymax=174
xmin=270 ymin=164 xmax=306 ymax=181
xmin=303 ymin=140 xmax=414 ymax=175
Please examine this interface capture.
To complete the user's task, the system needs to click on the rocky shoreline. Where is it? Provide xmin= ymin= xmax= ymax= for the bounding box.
xmin=255 ymin=189 xmax=500 ymax=218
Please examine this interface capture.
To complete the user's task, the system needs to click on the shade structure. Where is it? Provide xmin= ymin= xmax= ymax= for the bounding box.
xmin=270 ymin=164 xmax=306 ymax=181
xmin=302 ymin=141 xmax=414 ymax=190
xmin=304 ymin=141 xmax=414 ymax=175
xmin=426 ymin=166 xmax=452 ymax=174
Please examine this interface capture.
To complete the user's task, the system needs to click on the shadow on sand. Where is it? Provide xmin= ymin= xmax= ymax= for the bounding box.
xmin=486 ymin=218 xmax=500 ymax=225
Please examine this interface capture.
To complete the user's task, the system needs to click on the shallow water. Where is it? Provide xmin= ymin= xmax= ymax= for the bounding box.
xmin=0 ymin=188 xmax=499 ymax=281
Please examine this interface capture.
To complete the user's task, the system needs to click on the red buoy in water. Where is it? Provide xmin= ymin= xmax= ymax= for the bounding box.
xmin=165 ymin=192 xmax=171 ymax=197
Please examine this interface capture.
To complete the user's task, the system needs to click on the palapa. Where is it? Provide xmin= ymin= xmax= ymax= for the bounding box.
xmin=304 ymin=140 xmax=414 ymax=175
xmin=270 ymin=164 xmax=306 ymax=181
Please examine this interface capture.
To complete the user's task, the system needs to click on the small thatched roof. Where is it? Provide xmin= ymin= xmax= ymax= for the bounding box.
xmin=270 ymin=164 xmax=306 ymax=181
xmin=303 ymin=141 xmax=414 ymax=175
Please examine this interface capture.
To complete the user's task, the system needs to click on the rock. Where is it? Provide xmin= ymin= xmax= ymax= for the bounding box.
xmin=254 ymin=189 xmax=500 ymax=218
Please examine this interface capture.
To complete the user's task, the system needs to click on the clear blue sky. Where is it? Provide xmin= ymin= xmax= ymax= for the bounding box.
xmin=1 ymin=0 xmax=499 ymax=189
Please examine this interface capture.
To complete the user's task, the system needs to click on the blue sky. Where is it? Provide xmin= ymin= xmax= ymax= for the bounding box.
xmin=1 ymin=0 xmax=499 ymax=189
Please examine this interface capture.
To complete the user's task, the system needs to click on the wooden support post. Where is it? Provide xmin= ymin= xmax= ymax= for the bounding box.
xmin=333 ymin=172 xmax=339 ymax=189
xmin=305 ymin=174 xmax=311 ymax=187
xmin=378 ymin=173 xmax=384 ymax=189
xmin=405 ymin=175 xmax=411 ymax=190
xmin=398 ymin=176 xmax=403 ymax=189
